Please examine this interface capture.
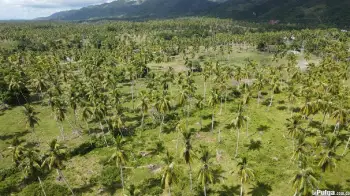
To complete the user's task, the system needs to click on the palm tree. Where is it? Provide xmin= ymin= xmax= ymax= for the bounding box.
xmin=161 ymin=151 xmax=178 ymax=196
xmin=109 ymin=136 xmax=128 ymax=195
xmin=195 ymin=95 xmax=205 ymax=130
xmin=291 ymin=167 xmax=319 ymax=196
xmin=41 ymin=139 xmax=75 ymax=195
xmin=155 ymin=92 xmax=171 ymax=138
xmin=292 ymin=133 xmax=310 ymax=162
xmin=19 ymin=147 xmax=47 ymax=196
xmin=137 ymin=91 xmax=149 ymax=132
xmin=317 ymin=135 xmax=340 ymax=172
xmin=208 ymin=89 xmax=219 ymax=132
xmin=23 ymin=104 xmax=39 ymax=133
xmin=8 ymin=137 xmax=24 ymax=167
xmin=52 ymin=99 xmax=67 ymax=141
xmin=286 ymin=115 xmax=304 ymax=151
xmin=231 ymin=105 xmax=248 ymax=158
xmin=236 ymin=157 xmax=255 ymax=196
xmin=183 ymin=130 xmax=195 ymax=191
xmin=197 ymin=146 xmax=214 ymax=196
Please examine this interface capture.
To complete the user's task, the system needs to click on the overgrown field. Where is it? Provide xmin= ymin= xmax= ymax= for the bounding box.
xmin=0 ymin=18 xmax=349 ymax=196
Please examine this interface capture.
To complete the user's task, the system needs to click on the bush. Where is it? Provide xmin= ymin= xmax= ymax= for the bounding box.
xmin=19 ymin=182 xmax=70 ymax=196
xmin=99 ymin=165 xmax=121 ymax=188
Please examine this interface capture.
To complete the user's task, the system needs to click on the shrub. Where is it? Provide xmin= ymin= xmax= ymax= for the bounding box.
xmin=99 ymin=165 xmax=121 ymax=189
xmin=19 ymin=182 xmax=70 ymax=196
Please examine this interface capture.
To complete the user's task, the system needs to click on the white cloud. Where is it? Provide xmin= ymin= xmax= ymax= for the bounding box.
xmin=0 ymin=0 xmax=114 ymax=19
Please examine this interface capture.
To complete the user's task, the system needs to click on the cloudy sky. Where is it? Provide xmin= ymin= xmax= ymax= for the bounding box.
xmin=0 ymin=0 xmax=114 ymax=19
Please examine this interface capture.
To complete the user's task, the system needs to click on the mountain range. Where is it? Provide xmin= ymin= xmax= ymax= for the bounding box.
xmin=38 ymin=0 xmax=350 ymax=26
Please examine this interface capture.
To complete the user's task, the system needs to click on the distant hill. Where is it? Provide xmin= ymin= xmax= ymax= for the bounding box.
xmin=38 ymin=0 xmax=350 ymax=26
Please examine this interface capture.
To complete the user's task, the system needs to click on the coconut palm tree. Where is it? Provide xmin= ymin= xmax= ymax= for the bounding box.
xmin=52 ymin=98 xmax=67 ymax=141
xmin=8 ymin=137 xmax=24 ymax=167
xmin=291 ymin=166 xmax=319 ymax=196
xmin=137 ymin=91 xmax=149 ymax=132
xmin=197 ymin=145 xmax=214 ymax=196
xmin=183 ymin=130 xmax=195 ymax=191
xmin=236 ymin=157 xmax=255 ymax=196
xmin=286 ymin=115 xmax=304 ymax=151
xmin=231 ymin=105 xmax=248 ymax=158
xmin=208 ymin=89 xmax=219 ymax=132
xmin=109 ymin=136 xmax=128 ymax=195
xmin=19 ymin=147 xmax=47 ymax=196
xmin=41 ymin=139 xmax=75 ymax=196
xmin=155 ymin=92 xmax=171 ymax=138
xmin=317 ymin=135 xmax=341 ymax=172
xmin=23 ymin=104 xmax=39 ymax=133
xmin=195 ymin=95 xmax=205 ymax=130
xmin=161 ymin=151 xmax=178 ymax=196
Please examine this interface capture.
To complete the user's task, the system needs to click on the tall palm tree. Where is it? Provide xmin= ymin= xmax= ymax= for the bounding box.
xmin=231 ymin=105 xmax=248 ymax=158
xmin=41 ymin=139 xmax=75 ymax=195
xmin=52 ymin=99 xmax=67 ymax=141
xmin=317 ymin=135 xmax=340 ymax=172
xmin=137 ymin=91 xmax=149 ymax=132
xmin=161 ymin=151 xmax=178 ymax=196
xmin=197 ymin=146 xmax=214 ymax=196
xmin=8 ymin=137 xmax=24 ymax=167
xmin=291 ymin=167 xmax=319 ymax=196
xmin=183 ymin=130 xmax=195 ymax=191
xmin=208 ymin=89 xmax=219 ymax=132
xmin=195 ymin=95 xmax=205 ymax=130
xmin=19 ymin=147 xmax=47 ymax=196
xmin=23 ymin=104 xmax=39 ymax=133
xmin=109 ymin=136 xmax=128 ymax=195
xmin=236 ymin=157 xmax=255 ymax=196
xmin=286 ymin=115 xmax=304 ymax=151
xmin=155 ymin=92 xmax=171 ymax=138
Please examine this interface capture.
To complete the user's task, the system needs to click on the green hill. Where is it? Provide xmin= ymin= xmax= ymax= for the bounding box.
xmin=39 ymin=0 xmax=350 ymax=26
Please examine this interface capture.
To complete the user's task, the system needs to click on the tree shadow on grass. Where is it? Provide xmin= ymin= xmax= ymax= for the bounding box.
xmin=200 ymin=121 xmax=219 ymax=132
xmin=73 ymin=182 xmax=96 ymax=194
xmin=245 ymin=139 xmax=263 ymax=151
xmin=217 ymin=184 xmax=240 ymax=196
xmin=248 ymin=182 xmax=272 ymax=196
xmin=257 ymin=125 xmax=270 ymax=132
xmin=326 ymin=182 xmax=343 ymax=192
xmin=277 ymin=106 xmax=287 ymax=111
xmin=0 ymin=130 xmax=31 ymax=141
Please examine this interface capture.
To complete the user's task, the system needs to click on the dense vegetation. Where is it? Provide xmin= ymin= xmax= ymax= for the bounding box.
xmin=40 ymin=0 xmax=350 ymax=27
xmin=0 ymin=18 xmax=350 ymax=196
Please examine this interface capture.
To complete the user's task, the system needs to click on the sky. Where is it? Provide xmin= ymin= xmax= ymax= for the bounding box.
xmin=0 ymin=0 xmax=114 ymax=20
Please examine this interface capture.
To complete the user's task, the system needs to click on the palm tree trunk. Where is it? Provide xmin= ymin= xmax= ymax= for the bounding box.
xmin=235 ymin=129 xmax=240 ymax=158
xmin=120 ymin=166 xmax=125 ymax=195
xmin=218 ymin=129 xmax=221 ymax=143
xmin=59 ymin=122 xmax=65 ymax=141
xmin=99 ymin=122 xmax=108 ymax=147
xmin=189 ymin=164 xmax=193 ymax=191
xmin=131 ymin=79 xmax=135 ymax=111
xmin=240 ymin=180 xmax=243 ymax=196
xmin=219 ymin=97 xmax=223 ymax=115
xmin=203 ymin=183 xmax=207 ymax=196
xmin=246 ymin=120 xmax=249 ymax=137
xmin=159 ymin=114 xmax=165 ymax=138
xmin=211 ymin=110 xmax=214 ymax=132
xmin=38 ymin=176 xmax=47 ymax=196
xmin=268 ymin=94 xmax=274 ymax=110
xmin=257 ymin=91 xmax=261 ymax=106
xmin=342 ymin=136 xmax=350 ymax=156
xmin=186 ymin=103 xmax=190 ymax=129
xmin=168 ymin=185 xmax=171 ymax=196
xmin=141 ymin=112 xmax=145 ymax=132
xmin=203 ymin=81 xmax=207 ymax=102
xmin=57 ymin=169 xmax=75 ymax=196
xmin=224 ymin=90 xmax=228 ymax=113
